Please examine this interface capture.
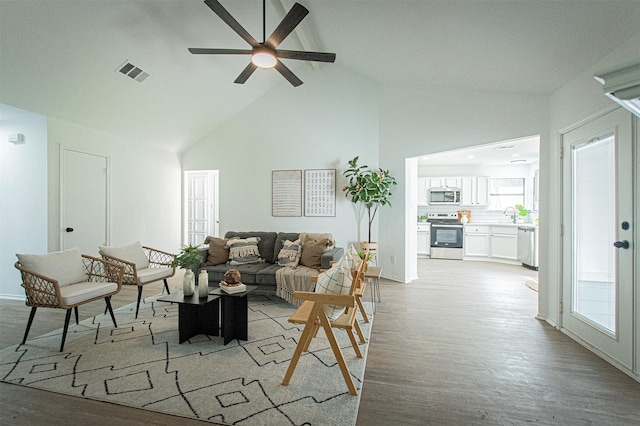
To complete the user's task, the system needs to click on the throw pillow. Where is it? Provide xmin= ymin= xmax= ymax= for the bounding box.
xmin=225 ymin=237 xmax=264 ymax=266
xmin=277 ymin=239 xmax=302 ymax=267
xmin=314 ymin=258 xmax=353 ymax=320
xmin=343 ymin=244 xmax=363 ymax=271
xmin=99 ymin=241 xmax=150 ymax=269
xmin=299 ymin=236 xmax=332 ymax=269
xmin=16 ymin=248 xmax=88 ymax=287
xmin=202 ymin=236 xmax=229 ymax=266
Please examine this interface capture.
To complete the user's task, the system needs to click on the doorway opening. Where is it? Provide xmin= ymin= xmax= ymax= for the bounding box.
xmin=183 ymin=170 xmax=219 ymax=246
xmin=407 ymin=135 xmax=540 ymax=285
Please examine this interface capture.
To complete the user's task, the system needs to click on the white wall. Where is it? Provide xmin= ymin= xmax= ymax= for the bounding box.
xmin=1 ymin=110 xmax=182 ymax=299
xmin=378 ymin=85 xmax=549 ymax=282
xmin=0 ymin=105 xmax=48 ymax=299
xmin=182 ymin=65 xmax=379 ymax=249
xmin=543 ymin=32 xmax=640 ymax=326
xmin=47 ymin=117 xmax=182 ymax=255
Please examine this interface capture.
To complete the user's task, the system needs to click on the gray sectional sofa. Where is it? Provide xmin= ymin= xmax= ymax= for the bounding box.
xmin=196 ymin=231 xmax=343 ymax=297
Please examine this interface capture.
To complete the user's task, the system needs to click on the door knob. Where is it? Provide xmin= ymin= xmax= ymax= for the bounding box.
xmin=65 ymin=227 xmax=74 ymax=232
xmin=613 ymin=240 xmax=629 ymax=249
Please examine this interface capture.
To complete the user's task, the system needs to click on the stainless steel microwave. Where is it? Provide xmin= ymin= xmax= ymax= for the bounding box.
xmin=429 ymin=188 xmax=461 ymax=205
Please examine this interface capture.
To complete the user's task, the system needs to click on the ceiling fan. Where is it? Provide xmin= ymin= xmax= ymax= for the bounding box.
xmin=189 ymin=0 xmax=336 ymax=87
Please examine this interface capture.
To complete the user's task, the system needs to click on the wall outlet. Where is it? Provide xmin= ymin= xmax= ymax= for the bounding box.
xmin=390 ymin=255 xmax=396 ymax=264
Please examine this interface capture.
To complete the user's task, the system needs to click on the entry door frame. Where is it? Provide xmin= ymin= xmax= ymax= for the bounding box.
xmin=59 ymin=145 xmax=111 ymax=252
xmin=635 ymin=116 xmax=640 ymax=377
xmin=559 ymin=105 xmax=635 ymax=375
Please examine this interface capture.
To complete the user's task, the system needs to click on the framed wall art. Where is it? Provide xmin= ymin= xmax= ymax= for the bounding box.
xmin=272 ymin=170 xmax=302 ymax=217
xmin=304 ymin=169 xmax=336 ymax=217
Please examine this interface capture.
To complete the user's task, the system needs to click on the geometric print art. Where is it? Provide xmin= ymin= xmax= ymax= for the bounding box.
xmin=0 ymin=293 xmax=373 ymax=425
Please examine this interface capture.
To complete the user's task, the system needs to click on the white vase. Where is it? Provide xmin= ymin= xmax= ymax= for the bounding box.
xmin=198 ymin=270 xmax=209 ymax=298
xmin=183 ymin=269 xmax=194 ymax=296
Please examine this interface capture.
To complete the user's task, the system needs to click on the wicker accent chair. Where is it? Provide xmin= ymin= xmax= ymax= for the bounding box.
xmin=282 ymin=252 xmax=368 ymax=396
xmin=99 ymin=241 xmax=175 ymax=318
xmin=15 ymin=248 xmax=124 ymax=352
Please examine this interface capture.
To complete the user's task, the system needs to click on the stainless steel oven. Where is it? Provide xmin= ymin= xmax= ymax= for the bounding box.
xmin=428 ymin=212 xmax=463 ymax=259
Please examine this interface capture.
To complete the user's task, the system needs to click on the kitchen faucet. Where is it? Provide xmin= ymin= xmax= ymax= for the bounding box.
xmin=503 ymin=206 xmax=517 ymax=224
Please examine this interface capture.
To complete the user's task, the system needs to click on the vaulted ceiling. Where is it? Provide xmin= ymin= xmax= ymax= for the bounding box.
xmin=1 ymin=0 xmax=639 ymax=152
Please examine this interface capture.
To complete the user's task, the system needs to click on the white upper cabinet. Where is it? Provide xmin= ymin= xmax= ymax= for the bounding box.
xmin=460 ymin=176 xmax=489 ymax=206
xmin=429 ymin=177 xmax=461 ymax=188
xmin=417 ymin=177 xmax=429 ymax=205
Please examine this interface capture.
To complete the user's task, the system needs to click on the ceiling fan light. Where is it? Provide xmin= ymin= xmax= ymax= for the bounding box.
xmin=252 ymin=51 xmax=277 ymax=68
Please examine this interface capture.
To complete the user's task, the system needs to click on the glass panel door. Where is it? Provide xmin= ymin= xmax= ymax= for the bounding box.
xmin=571 ymin=135 xmax=616 ymax=333
xmin=561 ymin=107 xmax=633 ymax=371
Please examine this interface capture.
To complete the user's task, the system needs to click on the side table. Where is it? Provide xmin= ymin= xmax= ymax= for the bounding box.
xmin=209 ymin=285 xmax=257 ymax=345
xmin=157 ymin=291 xmax=220 ymax=344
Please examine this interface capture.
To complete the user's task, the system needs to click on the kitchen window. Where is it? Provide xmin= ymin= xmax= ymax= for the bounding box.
xmin=488 ymin=178 xmax=525 ymax=211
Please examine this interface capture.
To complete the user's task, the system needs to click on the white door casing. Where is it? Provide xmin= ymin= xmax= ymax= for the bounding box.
xmin=561 ymin=107 xmax=634 ymax=372
xmin=60 ymin=147 xmax=109 ymax=256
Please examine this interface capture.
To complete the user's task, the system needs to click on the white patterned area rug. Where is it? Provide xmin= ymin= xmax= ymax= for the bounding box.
xmin=0 ymin=293 xmax=372 ymax=425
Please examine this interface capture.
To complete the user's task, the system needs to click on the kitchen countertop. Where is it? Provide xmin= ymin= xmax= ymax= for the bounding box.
xmin=463 ymin=222 xmax=536 ymax=228
xmin=418 ymin=222 xmax=537 ymax=227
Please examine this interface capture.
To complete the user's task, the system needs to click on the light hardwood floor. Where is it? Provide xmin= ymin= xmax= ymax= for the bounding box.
xmin=1 ymin=260 xmax=639 ymax=425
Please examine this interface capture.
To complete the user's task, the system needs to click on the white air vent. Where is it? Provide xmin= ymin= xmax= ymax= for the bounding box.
xmin=595 ymin=61 xmax=640 ymax=117
xmin=116 ymin=61 xmax=149 ymax=83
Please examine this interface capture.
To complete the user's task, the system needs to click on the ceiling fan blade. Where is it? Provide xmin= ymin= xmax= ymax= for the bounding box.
xmin=274 ymin=60 xmax=303 ymax=87
xmin=189 ymin=48 xmax=252 ymax=55
xmin=204 ymin=0 xmax=259 ymax=47
xmin=234 ymin=62 xmax=258 ymax=84
xmin=276 ymin=50 xmax=336 ymax=63
xmin=265 ymin=2 xmax=309 ymax=49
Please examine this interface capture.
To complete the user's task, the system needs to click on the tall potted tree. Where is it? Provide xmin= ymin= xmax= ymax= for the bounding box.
xmin=343 ymin=156 xmax=397 ymax=255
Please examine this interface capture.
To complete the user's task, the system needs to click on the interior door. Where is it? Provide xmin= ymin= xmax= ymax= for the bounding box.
xmin=61 ymin=148 xmax=109 ymax=255
xmin=561 ymin=107 xmax=633 ymax=370
xmin=185 ymin=170 xmax=219 ymax=245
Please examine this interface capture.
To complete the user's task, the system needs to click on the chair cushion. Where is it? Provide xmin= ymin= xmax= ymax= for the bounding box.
xmin=314 ymin=258 xmax=352 ymax=320
xmin=99 ymin=241 xmax=150 ymax=269
xmin=300 ymin=236 xmax=333 ymax=269
xmin=202 ymin=236 xmax=229 ymax=266
xmin=225 ymin=237 xmax=264 ymax=266
xmin=16 ymin=248 xmax=87 ymax=287
xmin=277 ymin=239 xmax=302 ymax=267
xmin=136 ymin=267 xmax=174 ymax=284
xmin=59 ymin=281 xmax=119 ymax=306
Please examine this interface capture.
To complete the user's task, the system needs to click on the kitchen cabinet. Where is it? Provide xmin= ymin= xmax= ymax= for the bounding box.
xmin=417 ymin=177 xmax=428 ymax=205
xmin=476 ymin=176 xmax=489 ymax=205
xmin=490 ymin=226 xmax=518 ymax=260
xmin=464 ymin=225 xmax=490 ymax=257
xmin=460 ymin=176 xmax=489 ymax=206
xmin=417 ymin=223 xmax=430 ymax=257
xmin=429 ymin=177 xmax=460 ymax=188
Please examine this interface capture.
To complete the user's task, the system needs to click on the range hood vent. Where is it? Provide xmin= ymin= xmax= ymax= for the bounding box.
xmin=594 ymin=61 xmax=640 ymax=117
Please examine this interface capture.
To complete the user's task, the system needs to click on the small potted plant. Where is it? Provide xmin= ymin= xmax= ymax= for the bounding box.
xmin=358 ymin=250 xmax=375 ymax=265
xmin=514 ymin=204 xmax=530 ymax=223
xmin=171 ymin=244 xmax=204 ymax=296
